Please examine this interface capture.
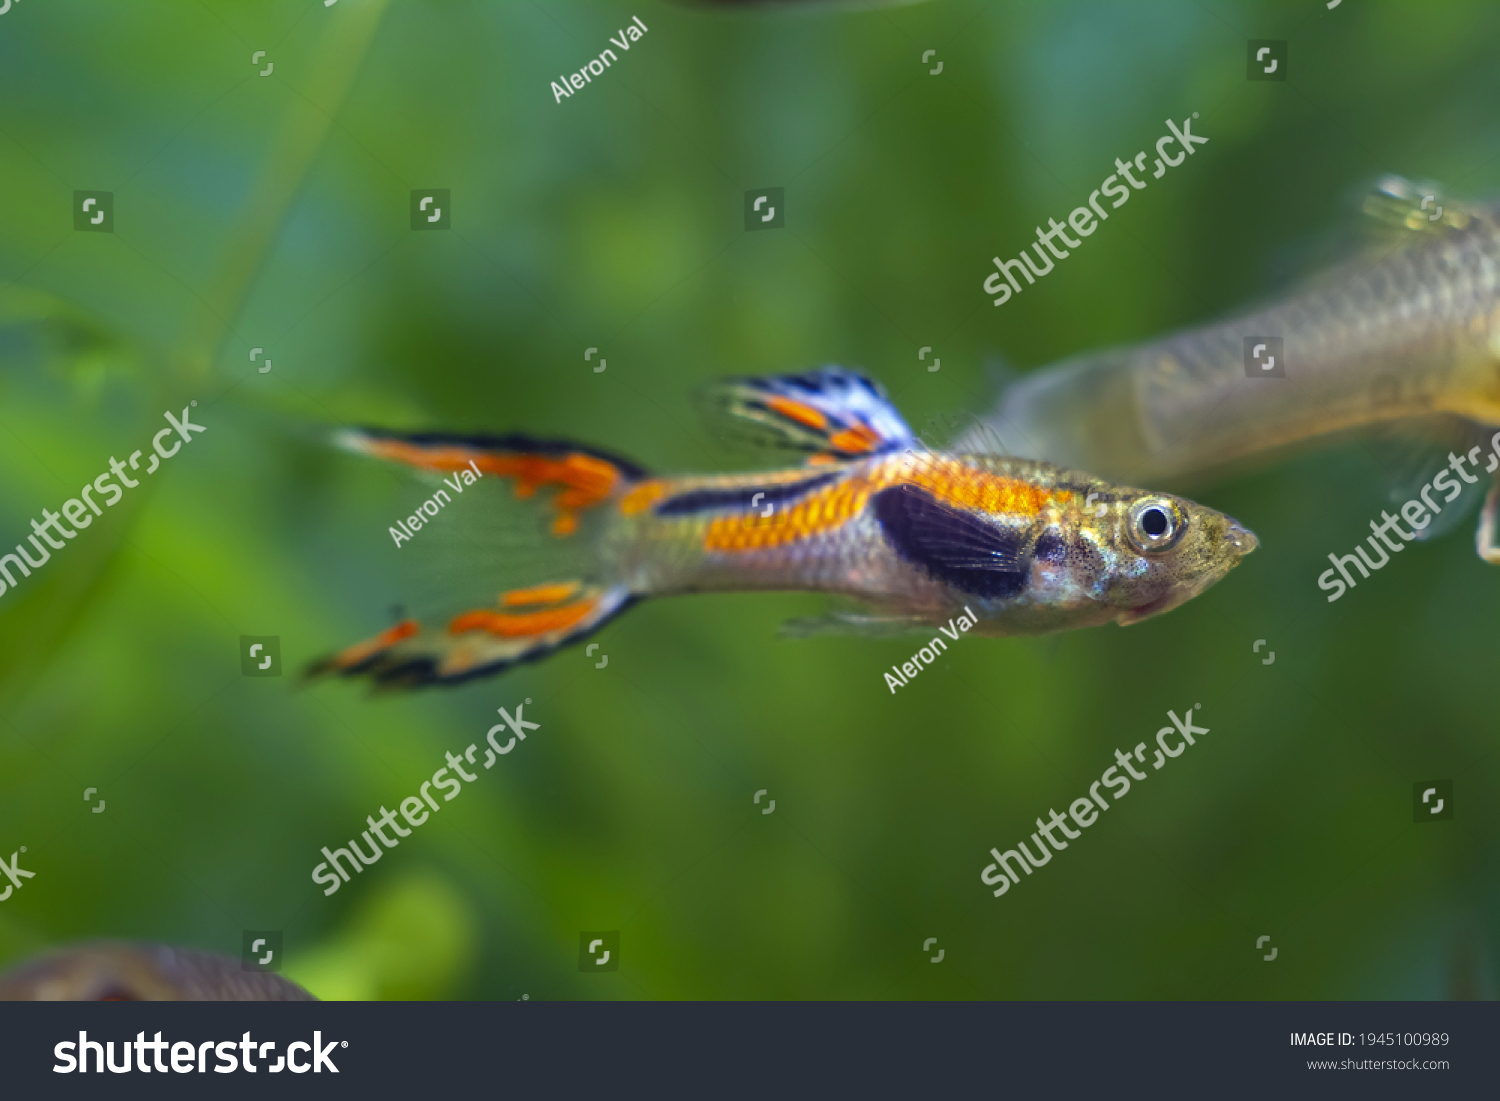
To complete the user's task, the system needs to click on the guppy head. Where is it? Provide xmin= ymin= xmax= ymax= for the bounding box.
xmin=1087 ymin=487 xmax=1258 ymax=626
xmin=864 ymin=454 xmax=1254 ymax=634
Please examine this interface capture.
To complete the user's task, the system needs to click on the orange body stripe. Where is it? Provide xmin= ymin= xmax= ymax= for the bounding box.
xmin=765 ymin=394 xmax=828 ymax=430
xmin=619 ymin=480 xmax=668 ymax=516
xmin=449 ymin=599 xmax=595 ymax=638
xmin=335 ymin=618 xmax=420 ymax=668
xmin=701 ymin=457 xmax=1069 ymax=553
xmin=502 ymin=582 xmax=581 ymax=606
xmin=703 ymin=479 xmax=870 ymax=552
xmin=906 ymin=461 xmax=1060 ymax=516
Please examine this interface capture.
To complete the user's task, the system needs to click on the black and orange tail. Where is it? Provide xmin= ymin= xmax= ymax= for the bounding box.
xmin=307 ymin=583 xmax=638 ymax=688
xmin=309 ymin=429 xmax=647 ymax=689
xmin=334 ymin=428 xmax=649 ymax=537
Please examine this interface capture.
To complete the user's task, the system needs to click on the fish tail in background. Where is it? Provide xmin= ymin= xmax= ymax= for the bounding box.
xmin=308 ymin=429 xmax=649 ymax=689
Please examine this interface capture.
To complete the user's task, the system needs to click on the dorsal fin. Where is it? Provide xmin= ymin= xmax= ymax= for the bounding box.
xmin=1361 ymin=175 xmax=1480 ymax=237
xmin=696 ymin=367 xmax=915 ymax=459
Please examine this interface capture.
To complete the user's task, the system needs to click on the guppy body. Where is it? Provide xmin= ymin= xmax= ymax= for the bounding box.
xmin=973 ymin=178 xmax=1500 ymax=489
xmin=315 ymin=370 xmax=1255 ymax=688
xmin=608 ymin=451 xmax=1251 ymax=635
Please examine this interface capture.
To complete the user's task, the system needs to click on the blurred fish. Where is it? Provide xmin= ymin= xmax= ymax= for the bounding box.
xmin=0 ymin=941 xmax=315 ymax=1001
xmin=310 ymin=369 xmax=1255 ymax=689
xmin=973 ymin=177 xmax=1500 ymax=560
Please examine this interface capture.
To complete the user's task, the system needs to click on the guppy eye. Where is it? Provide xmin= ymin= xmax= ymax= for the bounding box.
xmin=1127 ymin=497 xmax=1185 ymax=554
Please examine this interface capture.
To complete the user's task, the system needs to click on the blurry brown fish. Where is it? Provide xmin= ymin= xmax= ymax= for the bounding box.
xmin=0 ymin=941 xmax=315 ymax=1001
xmin=972 ymin=177 xmax=1500 ymax=560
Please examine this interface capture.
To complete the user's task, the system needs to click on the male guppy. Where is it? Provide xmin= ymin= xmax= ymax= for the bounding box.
xmin=312 ymin=369 xmax=1255 ymax=688
xmin=972 ymin=177 xmax=1500 ymax=559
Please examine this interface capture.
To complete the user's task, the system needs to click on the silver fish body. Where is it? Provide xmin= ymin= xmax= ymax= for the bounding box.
xmin=973 ymin=184 xmax=1500 ymax=488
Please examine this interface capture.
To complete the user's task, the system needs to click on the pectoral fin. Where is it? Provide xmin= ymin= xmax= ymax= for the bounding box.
xmin=871 ymin=483 xmax=1032 ymax=599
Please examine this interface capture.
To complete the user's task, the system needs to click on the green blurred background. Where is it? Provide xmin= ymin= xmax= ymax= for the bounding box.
xmin=1 ymin=0 xmax=1497 ymax=999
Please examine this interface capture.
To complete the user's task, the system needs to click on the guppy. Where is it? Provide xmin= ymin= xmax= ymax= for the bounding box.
xmin=312 ymin=369 xmax=1256 ymax=688
xmin=971 ymin=176 xmax=1500 ymax=560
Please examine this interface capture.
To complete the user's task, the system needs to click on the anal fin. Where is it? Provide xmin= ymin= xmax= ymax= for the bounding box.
xmin=779 ymin=612 xmax=940 ymax=639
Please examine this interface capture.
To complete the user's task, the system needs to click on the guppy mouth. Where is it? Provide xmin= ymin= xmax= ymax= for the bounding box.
xmin=1224 ymin=521 xmax=1258 ymax=557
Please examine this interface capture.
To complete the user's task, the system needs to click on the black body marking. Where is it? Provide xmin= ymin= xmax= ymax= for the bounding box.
xmin=872 ymin=484 xmax=1031 ymax=599
xmin=655 ymin=471 xmax=842 ymax=517
xmin=1034 ymin=531 xmax=1105 ymax=573
xmin=745 ymin=367 xmax=882 ymax=398
xmin=1033 ymin=532 xmax=1068 ymax=564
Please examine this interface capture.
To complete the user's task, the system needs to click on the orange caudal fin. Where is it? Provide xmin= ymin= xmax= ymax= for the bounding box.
xmin=307 ymin=583 xmax=637 ymax=689
xmin=313 ymin=426 xmax=652 ymax=689
xmin=334 ymin=429 xmax=649 ymax=537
